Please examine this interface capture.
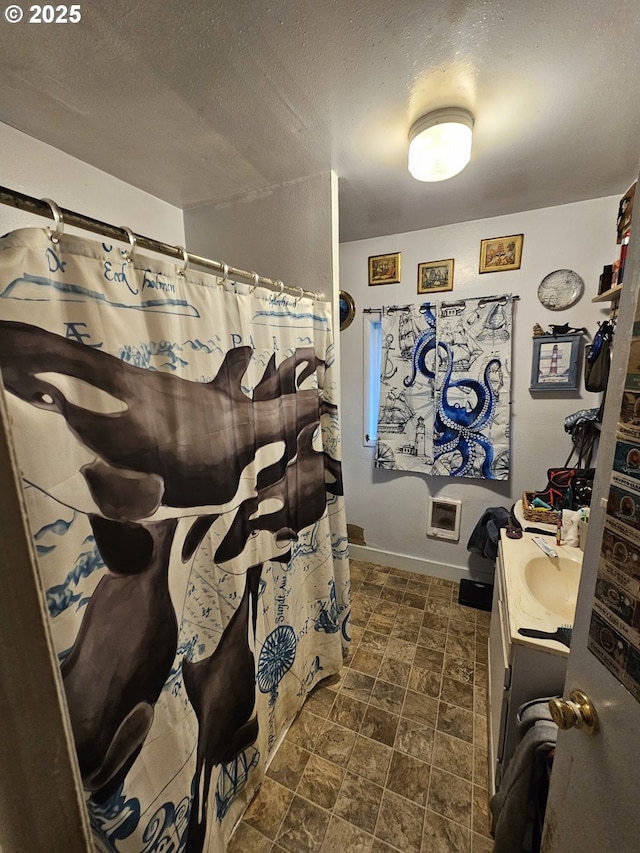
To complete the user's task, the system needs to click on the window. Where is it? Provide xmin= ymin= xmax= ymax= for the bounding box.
xmin=363 ymin=314 xmax=382 ymax=447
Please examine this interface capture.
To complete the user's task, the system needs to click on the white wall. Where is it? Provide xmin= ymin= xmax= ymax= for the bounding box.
xmin=183 ymin=171 xmax=336 ymax=299
xmin=340 ymin=196 xmax=620 ymax=582
xmin=0 ymin=122 xmax=185 ymax=245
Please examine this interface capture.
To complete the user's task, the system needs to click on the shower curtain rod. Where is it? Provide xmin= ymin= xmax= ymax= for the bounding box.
xmin=0 ymin=186 xmax=324 ymax=301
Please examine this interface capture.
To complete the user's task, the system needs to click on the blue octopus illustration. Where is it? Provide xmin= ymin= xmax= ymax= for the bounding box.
xmin=433 ymin=342 xmax=501 ymax=478
xmin=403 ymin=306 xmax=437 ymax=388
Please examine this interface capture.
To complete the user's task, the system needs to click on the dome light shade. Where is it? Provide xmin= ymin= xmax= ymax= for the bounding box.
xmin=408 ymin=108 xmax=474 ymax=182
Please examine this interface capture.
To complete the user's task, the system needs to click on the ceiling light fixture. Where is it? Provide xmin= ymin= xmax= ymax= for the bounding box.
xmin=408 ymin=108 xmax=474 ymax=182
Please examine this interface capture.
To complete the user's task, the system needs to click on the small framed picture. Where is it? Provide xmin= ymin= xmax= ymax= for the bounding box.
xmin=530 ymin=334 xmax=582 ymax=391
xmin=479 ymin=234 xmax=524 ymax=273
xmin=417 ymin=259 xmax=454 ymax=295
xmin=368 ymin=252 xmax=401 ymax=286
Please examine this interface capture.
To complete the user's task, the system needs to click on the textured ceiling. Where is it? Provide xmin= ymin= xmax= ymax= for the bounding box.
xmin=1 ymin=0 xmax=640 ymax=242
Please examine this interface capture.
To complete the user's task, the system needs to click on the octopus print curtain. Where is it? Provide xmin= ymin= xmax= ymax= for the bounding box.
xmin=376 ymin=296 xmax=512 ymax=479
xmin=0 ymin=228 xmax=349 ymax=853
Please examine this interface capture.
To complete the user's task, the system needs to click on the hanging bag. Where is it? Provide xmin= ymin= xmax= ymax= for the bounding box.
xmin=584 ymin=321 xmax=613 ymax=393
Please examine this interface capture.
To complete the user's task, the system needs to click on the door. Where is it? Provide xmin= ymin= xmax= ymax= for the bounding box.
xmin=541 ymin=177 xmax=640 ymax=851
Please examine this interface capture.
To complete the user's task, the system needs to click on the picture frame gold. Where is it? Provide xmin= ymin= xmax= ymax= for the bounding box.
xmin=417 ymin=258 xmax=454 ymax=295
xmin=368 ymin=252 xmax=401 ymax=286
xmin=479 ymin=234 xmax=524 ymax=273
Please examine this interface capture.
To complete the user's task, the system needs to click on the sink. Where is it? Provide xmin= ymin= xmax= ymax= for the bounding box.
xmin=523 ymin=556 xmax=582 ymax=622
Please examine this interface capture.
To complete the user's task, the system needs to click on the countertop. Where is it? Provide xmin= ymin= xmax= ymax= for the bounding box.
xmin=499 ymin=529 xmax=583 ymax=658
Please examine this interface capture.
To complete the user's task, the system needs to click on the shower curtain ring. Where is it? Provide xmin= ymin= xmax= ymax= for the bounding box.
xmin=251 ymin=271 xmax=259 ymax=290
xmin=176 ymin=245 xmax=189 ymax=276
xmin=276 ymin=279 xmax=284 ymax=295
xmin=121 ymin=226 xmax=137 ymax=264
xmin=41 ymin=197 xmax=64 ymax=243
xmin=296 ymin=286 xmax=304 ymax=300
xmin=219 ymin=262 xmax=229 ymax=285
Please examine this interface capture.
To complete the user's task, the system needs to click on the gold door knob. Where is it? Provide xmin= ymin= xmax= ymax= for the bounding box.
xmin=548 ymin=689 xmax=599 ymax=734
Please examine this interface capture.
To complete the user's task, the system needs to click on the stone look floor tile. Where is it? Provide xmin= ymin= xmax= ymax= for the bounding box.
xmin=297 ymin=754 xmax=345 ymax=810
xmin=334 ymin=770 xmax=384 ymax=833
xmin=428 ymin=766 xmax=472 ymax=828
xmin=328 ymin=692 xmax=368 ymax=732
xmin=444 ymin=655 xmax=475 ymax=684
xmin=472 ymin=785 xmax=491 ymax=837
xmin=315 ymin=721 xmax=358 ymax=768
xmin=394 ymin=717 xmax=435 ymax=764
xmin=386 ymin=749 xmax=430 ymax=805
xmin=244 ymin=777 xmax=294 ymax=840
xmin=319 ymin=815 xmax=374 ymax=853
xmin=286 ymin=709 xmax=326 ymax=751
xmin=437 ymin=701 xmax=475 ymax=743
xmin=409 ymin=664 xmax=442 ymax=698
xmin=421 ymin=808 xmax=471 ymax=853
xmin=370 ymin=678 xmax=406 ymax=714
xmin=242 ymin=565 xmax=495 ymax=853
xmin=348 ymin=733 xmax=393 ymax=786
xmin=472 ymin=832 xmax=494 ymax=852
xmin=403 ymin=690 xmax=438 ymax=727
xmin=440 ymin=675 xmax=474 ymax=711
xmin=432 ymin=730 xmax=474 ymax=781
xmin=276 ymin=794 xmax=331 ymax=853
xmin=227 ymin=820 xmax=273 ymax=853
xmin=377 ymin=656 xmax=411 ymax=688
xmin=267 ymin=740 xmax=311 ymax=790
xmin=375 ymin=789 xmax=424 ymax=853
xmin=360 ymin=704 xmax=400 ymax=747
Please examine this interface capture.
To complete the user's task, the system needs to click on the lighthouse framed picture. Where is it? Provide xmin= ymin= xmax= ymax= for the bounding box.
xmin=530 ymin=334 xmax=582 ymax=391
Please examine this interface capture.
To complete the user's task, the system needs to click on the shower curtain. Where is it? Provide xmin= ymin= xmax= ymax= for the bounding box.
xmin=376 ymin=296 xmax=512 ymax=478
xmin=0 ymin=227 xmax=349 ymax=852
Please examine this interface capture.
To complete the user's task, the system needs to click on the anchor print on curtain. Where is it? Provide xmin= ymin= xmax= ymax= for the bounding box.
xmin=0 ymin=227 xmax=349 ymax=853
xmin=376 ymin=295 xmax=512 ymax=479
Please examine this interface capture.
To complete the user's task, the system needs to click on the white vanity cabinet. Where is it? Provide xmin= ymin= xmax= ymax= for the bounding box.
xmin=487 ymin=533 xmax=574 ymax=795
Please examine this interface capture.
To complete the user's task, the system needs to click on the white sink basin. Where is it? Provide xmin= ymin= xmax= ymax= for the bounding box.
xmin=524 ymin=556 xmax=582 ymax=623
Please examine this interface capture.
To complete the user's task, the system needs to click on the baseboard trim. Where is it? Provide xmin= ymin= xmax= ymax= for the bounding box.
xmin=347 ymin=543 xmax=494 ymax=585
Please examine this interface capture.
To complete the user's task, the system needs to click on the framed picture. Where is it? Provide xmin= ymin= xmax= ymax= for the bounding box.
xmin=530 ymin=334 xmax=582 ymax=391
xmin=338 ymin=290 xmax=356 ymax=331
xmin=417 ymin=258 xmax=454 ymax=294
xmin=369 ymin=252 xmax=401 ymax=286
xmin=479 ymin=234 xmax=524 ymax=273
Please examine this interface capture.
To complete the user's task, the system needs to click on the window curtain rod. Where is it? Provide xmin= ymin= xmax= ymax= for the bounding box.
xmin=363 ymin=293 xmax=519 ymax=314
xmin=0 ymin=186 xmax=324 ymax=301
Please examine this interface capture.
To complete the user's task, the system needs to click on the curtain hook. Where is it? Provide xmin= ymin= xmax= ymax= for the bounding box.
xmin=251 ymin=271 xmax=259 ymax=290
xmin=41 ymin=197 xmax=64 ymax=243
xmin=276 ymin=279 xmax=284 ymax=295
xmin=121 ymin=226 xmax=137 ymax=264
xmin=176 ymin=246 xmax=189 ymax=277
xmin=219 ymin=262 xmax=229 ymax=285
xmin=296 ymin=286 xmax=304 ymax=300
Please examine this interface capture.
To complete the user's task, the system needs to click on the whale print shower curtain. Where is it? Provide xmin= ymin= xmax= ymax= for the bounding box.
xmin=376 ymin=296 xmax=512 ymax=478
xmin=0 ymin=228 xmax=349 ymax=852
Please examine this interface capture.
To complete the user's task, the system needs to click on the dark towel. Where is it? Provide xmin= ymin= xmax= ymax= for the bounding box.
xmin=467 ymin=506 xmax=512 ymax=561
xmin=490 ymin=699 xmax=558 ymax=853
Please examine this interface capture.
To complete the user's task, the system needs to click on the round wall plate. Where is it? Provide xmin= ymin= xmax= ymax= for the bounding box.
xmin=339 ymin=290 xmax=356 ymax=330
xmin=537 ymin=269 xmax=585 ymax=310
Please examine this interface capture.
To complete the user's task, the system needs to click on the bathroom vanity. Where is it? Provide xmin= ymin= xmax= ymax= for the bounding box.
xmin=487 ymin=530 xmax=583 ymax=795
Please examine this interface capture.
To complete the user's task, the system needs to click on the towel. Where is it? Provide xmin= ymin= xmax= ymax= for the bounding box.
xmin=467 ymin=506 xmax=512 ymax=561
xmin=490 ymin=698 xmax=558 ymax=853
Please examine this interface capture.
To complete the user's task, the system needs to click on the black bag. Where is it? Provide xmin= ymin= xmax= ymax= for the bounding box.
xmin=585 ymin=321 xmax=613 ymax=392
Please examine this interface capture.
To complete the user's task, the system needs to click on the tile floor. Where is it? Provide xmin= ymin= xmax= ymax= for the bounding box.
xmin=229 ymin=559 xmax=493 ymax=853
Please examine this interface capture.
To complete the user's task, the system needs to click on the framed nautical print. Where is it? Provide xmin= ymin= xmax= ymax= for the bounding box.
xmin=417 ymin=259 xmax=454 ymax=295
xmin=369 ymin=252 xmax=401 ymax=285
xmin=530 ymin=334 xmax=582 ymax=391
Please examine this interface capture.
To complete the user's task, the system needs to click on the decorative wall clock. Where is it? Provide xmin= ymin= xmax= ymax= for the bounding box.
xmin=537 ymin=269 xmax=585 ymax=310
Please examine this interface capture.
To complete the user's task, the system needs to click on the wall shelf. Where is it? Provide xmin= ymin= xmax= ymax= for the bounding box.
xmin=592 ymin=284 xmax=623 ymax=303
